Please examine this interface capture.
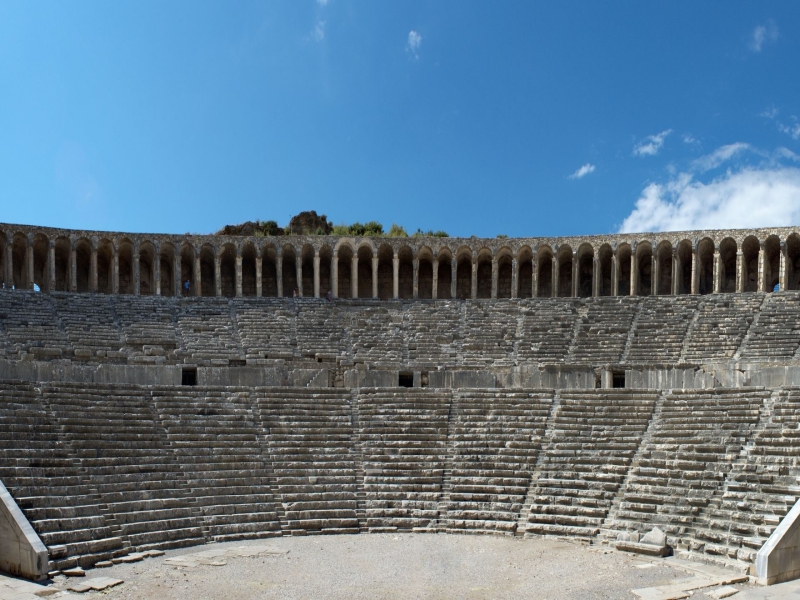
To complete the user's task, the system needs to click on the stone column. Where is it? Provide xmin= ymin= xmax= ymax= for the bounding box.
xmin=26 ymin=242 xmax=34 ymax=290
xmin=194 ymin=254 xmax=202 ymax=297
xmin=511 ymin=258 xmax=518 ymax=299
xmin=735 ymin=251 xmax=743 ymax=293
xmin=471 ymin=253 xmax=478 ymax=300
xmin=112 ymin=249 xmax=120 ymax=295
xmin=235 ymin=254 xmax=243 ymax=297
xmin=611 ymin=252 xmax=618 ymax=297
xmin=432 ymin=258 xmax=439 ymax=299
xmin=214 ymin=254 xmax=222 ymax=297
xmin=780 ymin=242 xmax=787 ymax=292
xmin=350 ymin=255 xmax=358 ymax=299
xmin=314 ymin=252 xmax=320 ymax=298
xmin=331 ymin=254 xmax=339 ymax=298
xmin=48 ymin=244 xmax=56 ymax=293
xmin=630 ymin=252 xmax=637 ymax=296
xmin=592 ymin=256 xmax=600 ymax=297
xmin=296 ymin=255 xmax=303 ymax=297
xmin=552 ymin=255 xmax=558 ymax=298
xmin=3 ymin=242 xmax=10 ymax=288
xmin=90 ymin=246 xmax=98 ymax=293
xmin=413 ymin=259 xmax=419 ymax=299
xmin=652 ymin=255 xmax=658 ymax=296
xmin=491 ymin=258 xmax=498 ymax=299
xmin=256 ymin=257 xmax=263 ymax=297
xmin=153 ymin=251 xmax=161 ymax=296
xmin=451 ymin=257 xmax=457 ymax=299
xmin=393 ymin=255 xmax=400 ymax=300
xmin=70 ymin=247 xmax=77 ymax=292
xmin=572 ymin=251 xmax=579 ymax=297
xmin=133 ymin=248 xmax=140 ymax=295
xmin=531 ymin=253 xmax=538 ymax=298
xmin=757 ymin=244 xmax=765 ymax=293
xmin=372 ymin=257 xmax=379 ymax=299
xmin=671 ymin=248 xmax=679 ymax=295
xmin=276 ymin=252 xmax=284 ymax=298
xmin=174 ymin=254 xmax=181 ymax=297
xmin=712 ymin=248 xmax=721 ymax=294
xmin=690 ymin=245 xmax=699 ymax=295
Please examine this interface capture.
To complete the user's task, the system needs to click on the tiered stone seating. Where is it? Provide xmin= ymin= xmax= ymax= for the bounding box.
xmin=350 ymin=305 xmax=405 ymax=366
xmin=516 ymin=299 xmax=577 ymax=364
xmin=294 ymin=303 xmax=349 ymax=360
xmin=357 ymin=388 xmax=451 ymax=531
xmin=152 ymin=387 xmax=282 ymax=541
xmin=0 ymin=382 xmax=125 ymax=570
xmin=683 ymin=296 xmax=763 ymax=363
xmin=523 ymin=390 xmax=658 ymax=539
xmin=114 ymin=295 xmax=181 ymax=363
xmin=255 ymin=388 xmax=359 ymax=534
xmin=0 ymin=292 xmax=68 ymax=360
xmin=738 ymin=294 xmax=800 ymax=361
xmin=461 ymin=303 xmax=518 ymax=367
xmin=690 ymin=388 xmax=800 ymax=568
xmin=606 ymin=389 xmax=768 ymax=551
xmin=234 ymin=299 xmax=297 ymax=360
xmin=42 ymin=383 xmax=205 ymax=552
xmin=569 ymin=298 xmax=640 ymax=364
xmin=625 ymin=296 xmax=700 ymax=364
xmin=177 ymin=299 xmax=242 ymax=363
xmin=54 ymin=295 xmax=123 ymax=362
xmin=439 ymin=390 xmax=553 ymax=534
xmin=404 ymin=302 xmax=459 ymax=368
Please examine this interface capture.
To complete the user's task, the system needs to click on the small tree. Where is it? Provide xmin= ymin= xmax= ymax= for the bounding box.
xmin=387 ymin=223 xmax=408 ymax=237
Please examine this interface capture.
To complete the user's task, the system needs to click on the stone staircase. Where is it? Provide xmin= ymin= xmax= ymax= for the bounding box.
xmin=568 ymin=298 xmax=640 ymax=364
xmin=682 ymin=296 xmax=764 ymax=363
xmin=350 ymin=305 xmax=405 ymax=366
xmin=114 ymin=295 xmax=181 ymax=364
xmin=625 ymin=296 xmax=700 ymax=364
xmin=234 ymin=299 xmax=298 ymax=360
xmin=460 ymin=303 xmax=518 ymax=368
xmin=54 ymin=295 xmax=124 ymax=362
xmin=294 ymin=302 xmax=350 ymax=361
xmin=177 ymin=299 xmax=242 ymax=364
xmin=404 ymin=302 xmax=460 ymax=369
xmin=516 ymin=299 xmax=578 ymax=364
xmin=738 ymin=294 xmax=800 ymax=361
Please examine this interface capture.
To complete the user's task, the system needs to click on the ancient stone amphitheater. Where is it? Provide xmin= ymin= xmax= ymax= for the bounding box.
xmin=2 ymin=222 xmax=800 ymax=586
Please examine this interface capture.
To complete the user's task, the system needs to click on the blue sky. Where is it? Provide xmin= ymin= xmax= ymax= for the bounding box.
xmin=1 ymin=2 xmax=800 ymax=237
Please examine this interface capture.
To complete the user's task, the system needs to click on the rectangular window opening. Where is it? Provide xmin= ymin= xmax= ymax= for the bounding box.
xmin=182 ymin=368 xmax=197 ymax=386
xmin=398 ymin=371 xmax=414 ymax=388
xmin=612 ymin=371 xmax=625 ymax=389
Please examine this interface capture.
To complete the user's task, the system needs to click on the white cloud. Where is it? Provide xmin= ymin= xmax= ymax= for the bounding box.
xmin=778 ymin=121 xmax=800 ymax=140
xmin=682 ymin=134 xmax=698 ymax=145
xmin=569 ymin=163 xmax=596 ymax=179
xmin=312 ymin=20 xmax=325 ymax=42
xmin=750 ymin=20 xmax=779 ymax=52
xmin=407 ymin=30 xmax=422 ymax=58
xmin=691 ymin=142 xmax=750 ymax=173
xmin=633 ymin=129 xmax=672 ymax=157
xmin=760 ymin=107 xmax=779 ymax=119
xmin=758 ymin=107 xmax=800 ymax=140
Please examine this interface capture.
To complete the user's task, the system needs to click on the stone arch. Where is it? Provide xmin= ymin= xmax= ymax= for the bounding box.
xmin=282 ymin=244 xmax=297 ymax=297
xmin=32 ymin=233 xmax=50 ymax=293
xmin=301 ymin=244 xmax=315 ymax=297
xmin=319 ymin=244 xmax=333 ymax=297
xmin=10 ymin=233 xmax=28 ymax=290
xmin=786 ymin=233 xmax=800 ymax=291
xmin=764 ymin=235 xmax=781 ymax=292
xmin=97 ymin=238 xmax=114 ymax=294
xmin=655 ymin=241 xmax=672 ymax=295
xmin=398 ymin=245 xmax=413 ymax=300
xmin=557 ymin=244 xmax=573 ymax=297
xmin=597 ymin=244 xmax=613 ymax=296
xmin=219 ymin=243 xmax=236 ymax=297
xmin=180 ymin=243 xmax=196 ymax=296
xmin=697 ymin=238 xmax=714 ymax=295
xmin=719 ymin=237 xmax=737 ymax=294
xmin=118 ymin=239 xmax=134 ymax=295
xmin=199 ymin=244 xmax=216 ymax=297
xmin=576 ymin=243 xmax=594 ymax=298
xmin=75 ymin=237 xmax=92 ymax=293
xmin=337 ymin=244 xmax=353 ymax=299
xmin=357 ymin=245 xmax=374 ymax=299
xmin=0 ymin=232 xmax=5 ymax=288
xmin=537 ymin=245 xmax=554 ymax=297
xmin=741 ymin=236 xmax=759 ymax=293
xmin=139 ymin=241 xmax=156 ymax=295
xmin=159 ymin=242 xmax=175 ymax=297
xmin=437 ymin=247 xmax=453 ymax=299
xmin=376 ymin=244 xmax=393 ymax=300
xmin=636 ymin=241 xmax=652 ymax=296
xmin=496 ymin=247 xmax=513 ymax=299
xmin=456 ymin=247 xmax=472 ymax=300
xmin=616 ymin=244 xmax=631 ymax=296
xmin=476 ymin=248 xmax=493 ymax=299
xmin=261 ymin=244 xmax=278 ymax=297
xmin=676 ymin=240 xmax=692 ymax=295
xmin=417 ymin=246 xmax=434 ymax=299
xmin=241 ymin=242 xmax=257 ymax=296
xmin=517 ymin=246 xmax=533 ymax=299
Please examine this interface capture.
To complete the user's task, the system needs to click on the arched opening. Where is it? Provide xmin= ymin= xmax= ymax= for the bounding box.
xmin=319 ymin=245 xmax=333 ymax=297
xmin=241 ymin=242 xmax=257 ymax=296
xmin=741 ymin=236 xmax=759 ymax=293
xmin=282 ymin=245 xmax=297 ymax=297
xmin=118 ymin=240 xmax=134 ymax=295
xmin=54 ymin=237 xmax=70 ymax=292
xmin=517 ymin=247 xmax=533 ymax=299
xmin=719 ymin=238 xmax=737 ymax=294
xmin=417 ymin=247 xmax=434 ymax=300
xmin=617 ymin=244 xmax=631 ymax=296
xmin=301 ymin=244 xmax=315 ymax=297
xmin=437 ymin=249 xmax=452 ymax=299
xmin=75 ymin=238 xmax=91 ymax=293
xmin=377 ymin=244 xmax=393 ymax=300
xmin=139 ymin=242 xmax=155 ymax=295
xmin=398 ymin=246 xmax=413 ymax=299
xmin=262 ymin=245 xmax=278 ymax=297
xmin=497 ymin=248 xmax=513 ymax=299
xmin=576 ymin=243 xmax=594 ymax=298
xmin=598 ymin=244 xmax=613 ymax=296
xmin=337 ymin=245 xmax=353 ymax=299
xmin=537 ymin=246 xmax=554 ymax=297
xmin=557 ymin=245 xmax=573 ymax=297
xmin=787 ymin=234 xmax=800 ymax=291
xmin=476 ymin=249 xmax=492 ymax=299
xmin=97 ymin=239 xmax=114 ymax=294
xmin=32 ymin=234 xmax=50 ymax=293
xmin=159 ymin=243 xmax=175 ymax=297
xmin=11 ymin=234 xmax=28 ymax=290
xmin=697 ymin=238 xmax=714 ymax=295
xmin=357 ymin=245 xmax=373 ymax=299
xmin=200 ymin=245 xmax=216 ymax=297
xmin=0 ymin=233 xmax=6 ymax=289
xmin=219 ymin=244 xmax=236 ymax=297
xmin=456 ymin=248 xmax=472 ymax=300
xmin=180 ymin=244 xmax=196 ymax=296
xmin=676 ymin=240 xmax=692 ymax=295
xmin=656 ymin=241 xmax=672 ymax=295
xmin=636 ymin=242 xmax=652 ymax=296
xmin=764 ymin=235 xmax=781 ymax=292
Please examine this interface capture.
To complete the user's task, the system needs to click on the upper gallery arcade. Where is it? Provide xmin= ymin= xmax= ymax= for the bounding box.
xmin=2 ymin=223 xmax=800 ymax=300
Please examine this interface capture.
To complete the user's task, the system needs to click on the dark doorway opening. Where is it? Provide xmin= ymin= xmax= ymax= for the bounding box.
xmin=398 ymin=372 xmax=414 ymax=388
xmin=182 ymin=368 xmax=198 ymax=386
